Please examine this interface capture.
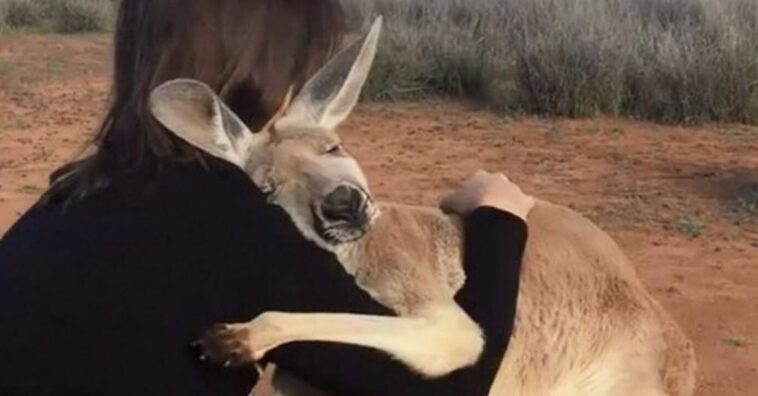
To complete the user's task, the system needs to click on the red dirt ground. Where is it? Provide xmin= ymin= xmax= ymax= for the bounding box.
xmin=1 ymin=35 xmax=756 ymax=395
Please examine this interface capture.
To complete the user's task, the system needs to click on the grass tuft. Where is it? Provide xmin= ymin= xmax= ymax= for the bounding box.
xmin=676 ymin=217 xmax=707 ymax=238
xmin=722 ymin=337 xmax=751 ymax=348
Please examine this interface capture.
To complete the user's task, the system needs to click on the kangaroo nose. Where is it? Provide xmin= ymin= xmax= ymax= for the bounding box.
xmin=321 ymin=186 xmax=369 ymax=227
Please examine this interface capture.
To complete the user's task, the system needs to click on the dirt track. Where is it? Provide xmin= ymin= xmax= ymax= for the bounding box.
xmin=1 ymin=35 xmax=756 ymax=395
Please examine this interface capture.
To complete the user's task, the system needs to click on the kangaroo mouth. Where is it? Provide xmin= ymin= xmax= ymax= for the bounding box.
xmin=311 ymin=196 xmax=377 ymax=245
xmin=313 ymin=215 xmax=369 ymax=244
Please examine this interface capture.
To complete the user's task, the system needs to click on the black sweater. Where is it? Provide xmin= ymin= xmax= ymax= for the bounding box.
xmin=0 ymin=161 xmax=526 ymax=396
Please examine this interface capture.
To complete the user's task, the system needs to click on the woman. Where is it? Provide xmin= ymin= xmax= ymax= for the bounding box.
xmin=0 ymin=1 xmax=532 ymax=395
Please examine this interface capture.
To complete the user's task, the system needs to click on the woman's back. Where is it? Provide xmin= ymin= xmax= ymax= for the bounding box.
xmin=0 ymin=160 xmax=350 ymax=395
xmin=0 ymin=1 xmax=351 ymax=388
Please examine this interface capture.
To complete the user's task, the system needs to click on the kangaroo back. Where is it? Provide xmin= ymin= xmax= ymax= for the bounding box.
xmin=488 ymin=200 xmax=695 ymax=395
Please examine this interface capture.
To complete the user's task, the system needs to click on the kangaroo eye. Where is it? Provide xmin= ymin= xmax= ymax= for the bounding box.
xmin=326 ymin=144 xmax=343 ymax=154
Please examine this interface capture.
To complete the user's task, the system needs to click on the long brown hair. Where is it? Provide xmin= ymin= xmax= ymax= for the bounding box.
xmin=47 ymin=0 xmax=346 ymax=203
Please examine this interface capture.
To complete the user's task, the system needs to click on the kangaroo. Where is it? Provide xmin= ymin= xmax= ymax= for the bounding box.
xmin=149 ymin=18 xmax=696 ymax=396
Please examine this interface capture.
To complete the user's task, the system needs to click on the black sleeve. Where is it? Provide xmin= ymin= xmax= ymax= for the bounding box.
xmin=268 ymin=207 xmax=527 ymax=396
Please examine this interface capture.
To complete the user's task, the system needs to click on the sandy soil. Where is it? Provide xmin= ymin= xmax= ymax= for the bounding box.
xmin=1 ymin=35 xmax=756 ymax=395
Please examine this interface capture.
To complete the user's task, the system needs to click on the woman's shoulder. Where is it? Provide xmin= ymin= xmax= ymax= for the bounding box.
xmin=84 ymin=159 xmax=268 ymax=217
xmin=1 ymin=161 xmax=277 ymax=254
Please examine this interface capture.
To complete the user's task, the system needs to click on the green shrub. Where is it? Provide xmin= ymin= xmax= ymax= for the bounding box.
xmin=0 ymin=0 xmax=112 ymax=33
xmin=1 ymin=0 xmax=45 ymax=29
xmin=733 ymin=183 xmax=758 ymax=223
xmin=45 ymin=0 xmax=112 ymax=33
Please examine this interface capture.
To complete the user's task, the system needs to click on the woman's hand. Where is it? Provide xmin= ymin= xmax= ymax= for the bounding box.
xmin=440 ymin=171 xmax=534 ymax=221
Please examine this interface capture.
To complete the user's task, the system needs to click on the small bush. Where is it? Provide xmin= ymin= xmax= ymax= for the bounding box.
xmin=676 ymin=217 xmax=707 ymax=238
xmin=1 ymin=0 xmax=45 ymax=29
xmin=732 ymin=183 xmax=758 ymax=223
xmin=0 ymin=0 xmax=112 ymax=33
xmin=46 ymin=0 xmax=112 ymax=33
xmin=0 ymin=3 xmax=6 ymax=31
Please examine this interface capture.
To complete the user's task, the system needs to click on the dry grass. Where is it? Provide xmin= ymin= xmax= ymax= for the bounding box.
xmin=344 ymin=0 xmax=758 ymax=124
xmin=0 ymin=0 xmax=112 ymax=33
xmin=2 ymin=0 xmax=756 ymax=124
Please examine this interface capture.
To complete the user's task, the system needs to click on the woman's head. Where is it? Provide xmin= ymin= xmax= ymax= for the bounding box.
xmin=48 ymin=0 xmax=347 ymax=202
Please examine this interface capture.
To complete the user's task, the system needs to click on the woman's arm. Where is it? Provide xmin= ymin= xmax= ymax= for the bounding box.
xmin=267 ymin=207 xmax=527 ymax=395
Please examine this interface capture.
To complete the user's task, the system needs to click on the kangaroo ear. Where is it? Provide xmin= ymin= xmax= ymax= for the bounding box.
xmin=149 ymin=79 xmax=255 ymax=168
xmin=278 ymin=16 xmax=383 ymax=131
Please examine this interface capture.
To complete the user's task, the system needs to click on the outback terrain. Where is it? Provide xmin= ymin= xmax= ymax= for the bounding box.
xmin=0 ymin=35 xmax=756 ymax=395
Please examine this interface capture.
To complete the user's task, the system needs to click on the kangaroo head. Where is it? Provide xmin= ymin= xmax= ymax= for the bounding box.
xmin=149 ymin=18 xmax=383 ymax=250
